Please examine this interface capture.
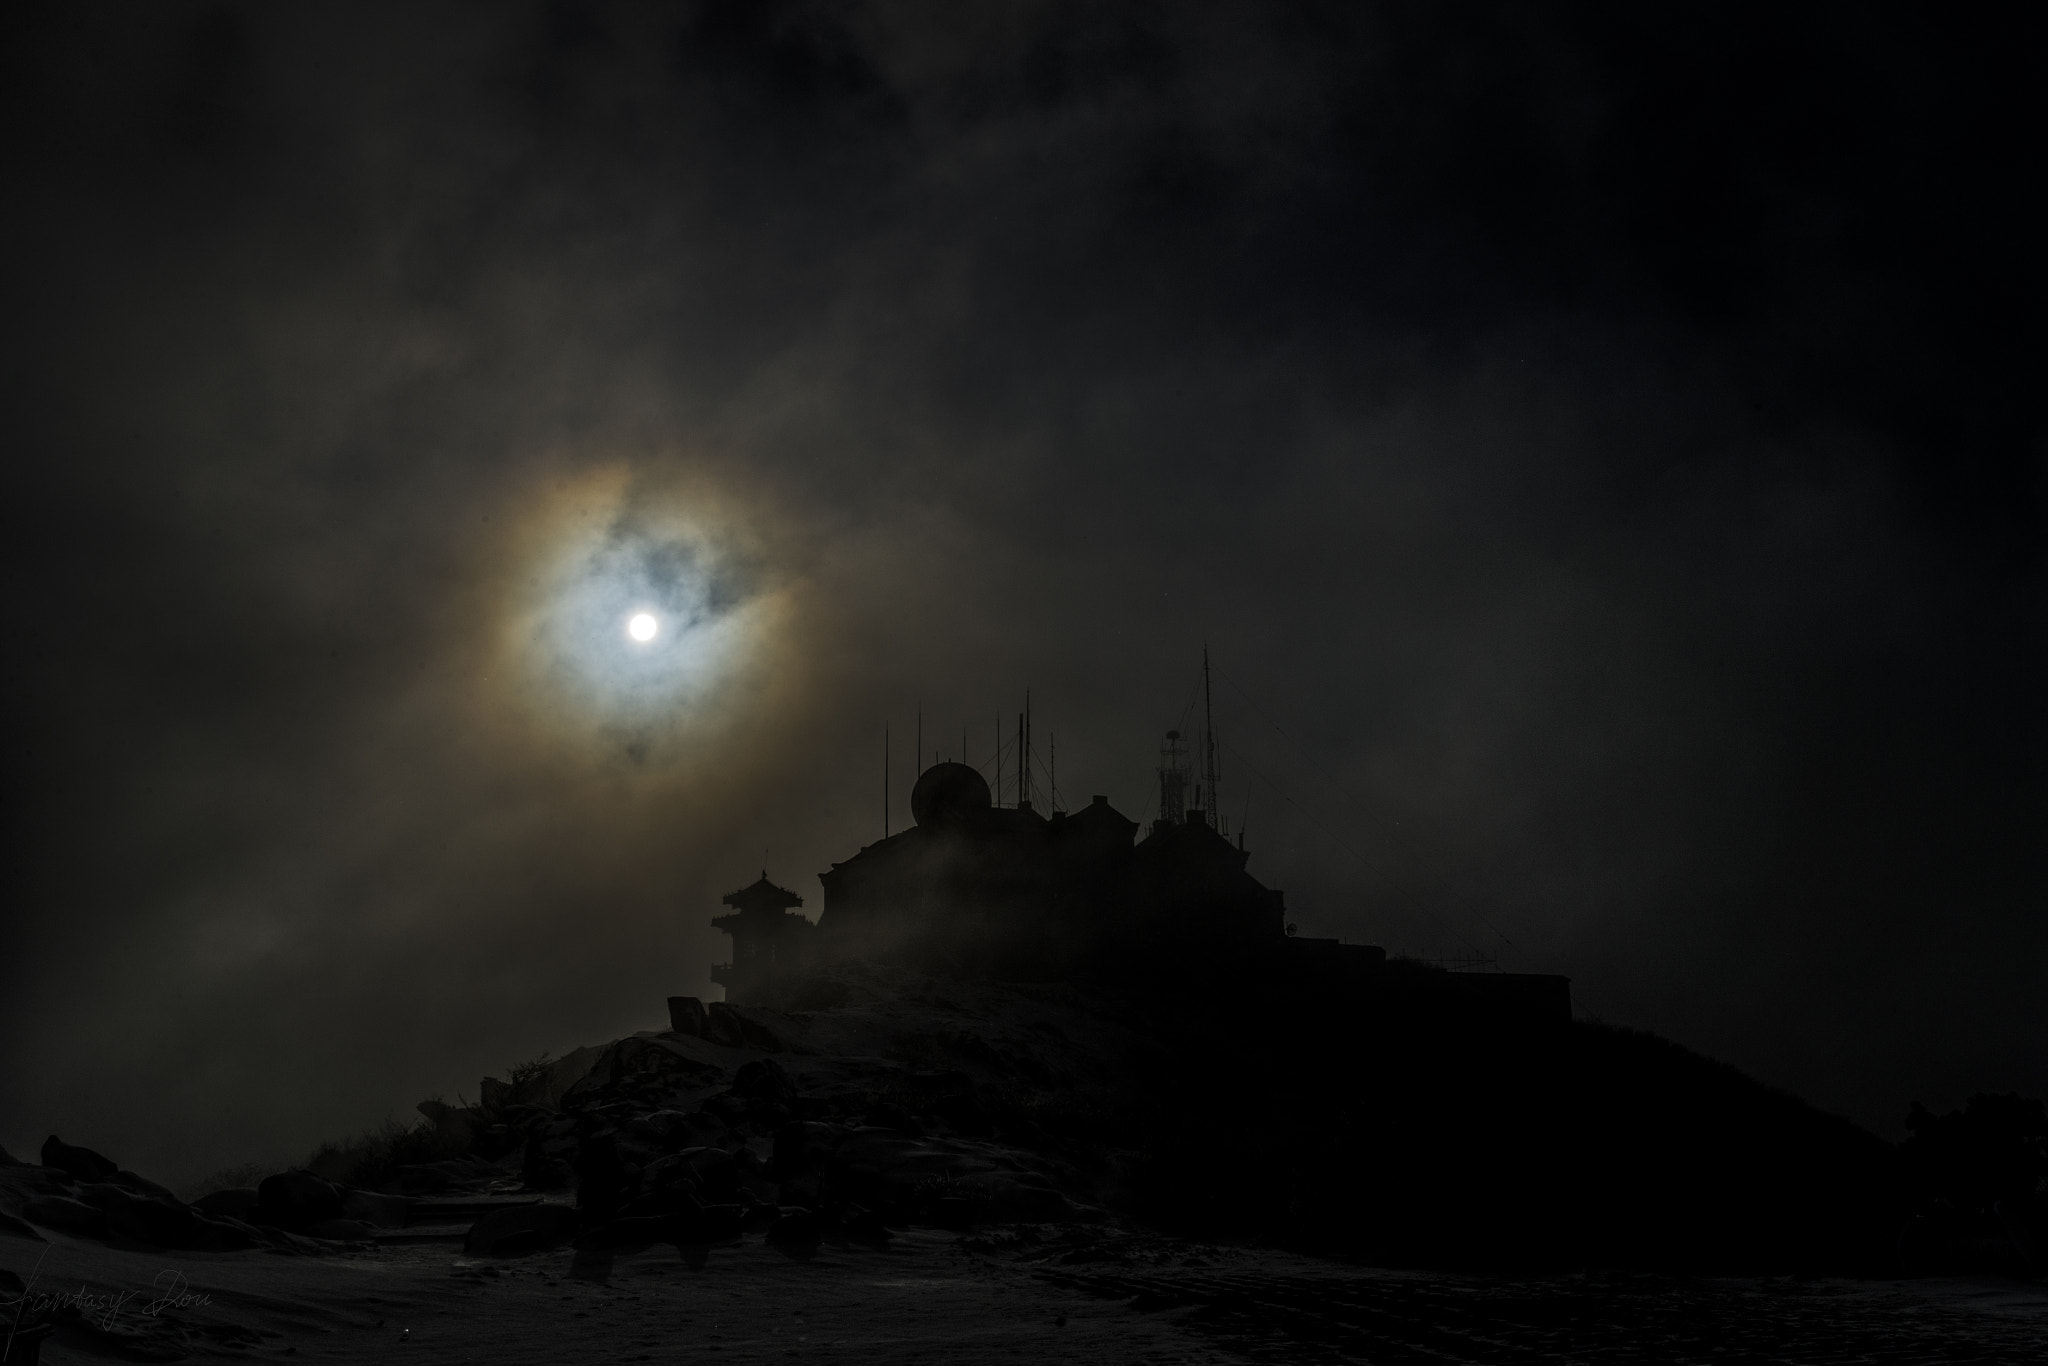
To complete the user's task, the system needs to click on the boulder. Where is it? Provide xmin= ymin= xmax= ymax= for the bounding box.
xmin=561 ymin=1037 xmax=725 ymax=1107
xmin=827 ymin=1130 xmax=956 ymax=1192
xmin=0 ymin=1209 xmax=45 ymax=1242
xmin=575 ymin=1133 xmax=624 ymax=1219
xmin=779 ymin=1172 xmax=824 ymax=1209
xmin=255 ymin=1170 xmax=345 ymax=1231
xmin=40 ymin=1135 xmax=118 ymax=1182
xmin=677 ymin=1146 xmax=740 ymax=1200
xmin=417 ymin=1100 xmax=480 ymax=1149
xmin=109 ymin=1170 xmax=180 ymax=1202
xmin=697 ymin=1093 xmax=746 ymax=1128
xmin=668 ymin=996 xmax=708 ymax=1037
xmin=629 ymin=1110 xmax=695 ymax=1148
xmin=732 ymin=1058 xmax=797 ymax=1107
xmin=684 ymin=1111 xmax=740 ymax=1151
xmin=616 ymin=1186 xmax=702 ymax=1221
xmin=305 ymin=1218 xmax=377 ymax=1241
xmin=736 ymin=1014 xmax=786 ymax=1052
xmin=0 ymin=1164 xmax=76 ymax=1204
xmin=520 ymin=1140 xmax=573 ymax=1191
xmin=536 ymin=1046 xmax=608 ymax=1109
xmin=87 ymin=1185 xmax=201 ymax=1247
xmin=772 ymin=1122 xmax=844 ymax=1176
xmin=22 ymin=1194 xmax=109 ymax=1238
xmin=694 ymin=1004 xmax=787 ymax=1052
xmin=193 ymin=1187 xmax=260 ymax=1220
xmin=187 ymin=1215 xmax=258 ymax=1251
xmin=0 ymin=1144 xmax=27 ymax=1166
xmin=341 ymin=1189 xmax=411 ymax=1228
xmin=766 ymin=1207 xmax=824 ymax=1258
xmin=703 ymin=1004 xmax=747 ymax=1047
xmin=480 ymin=1076 xmax=512 ymax=1113
xmin=690 ymin=1202 xmax=746 ymax=1243
xmin=734 ymin=1155 xmax=779 ymax=1204
xmin=464 ymin=1202 xmax=579 ymax=1257
xmin=574 ymin=1215 xmax=672 ymax=1250
xmin=639 ymin=1153 xmax=704 ymax=1193
xmin=737 ymin=1191 xmax=776 ymax=1231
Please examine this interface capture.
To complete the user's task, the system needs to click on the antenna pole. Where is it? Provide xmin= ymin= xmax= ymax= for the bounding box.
xmin=917 ymin=707 xmax=921 ymax=778
xmin=995 ymin=712 xmax=1002 ymax=807
xmin=1050 ymin=733 xmax=1057 ymax=813
xmin=1017 ymin=709 xmax=1026 ymax=808
xmin=1202 ymin=646 xmax=1222 ymax=833
xmin=883 ymin=723 xmax=889 ymax=838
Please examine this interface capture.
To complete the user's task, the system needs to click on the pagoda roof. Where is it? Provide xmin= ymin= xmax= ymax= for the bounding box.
xmin=722 ymin=872 xmax=804 ymax=912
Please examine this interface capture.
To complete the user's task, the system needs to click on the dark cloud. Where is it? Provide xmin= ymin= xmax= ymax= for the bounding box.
xmin=1 ymin=1 xmax=2042 ymax=1180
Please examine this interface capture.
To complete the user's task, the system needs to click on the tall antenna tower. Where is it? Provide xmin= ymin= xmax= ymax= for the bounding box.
xmin=1157 ymin=729 xmax=1188 ymax=829
xmin=1201 ymin=646 xmax=1223 ymax=835
xmin=1020 ymin=688 xmax=1035 ymax=810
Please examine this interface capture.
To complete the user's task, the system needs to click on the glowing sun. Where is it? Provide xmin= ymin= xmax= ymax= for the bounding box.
xmin=627 ymin=612 xmax=658 ymax=642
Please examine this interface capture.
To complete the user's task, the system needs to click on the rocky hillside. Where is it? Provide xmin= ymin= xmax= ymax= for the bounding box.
xmin=8 ymin=961 xmax=2036 ymax=1277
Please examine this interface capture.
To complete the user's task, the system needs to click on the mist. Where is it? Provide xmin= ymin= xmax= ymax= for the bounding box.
xmin=2 ymin=1 xmax=2041 ymax=1184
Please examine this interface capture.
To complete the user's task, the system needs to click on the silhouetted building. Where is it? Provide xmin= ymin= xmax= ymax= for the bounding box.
xmin=708 ymin=872 xmax=814 ymax=1004
xmin=707 ymin=739 xmax=1571 ymax=1024
xmin=815 ymin=763 xmax=1151 ymax=979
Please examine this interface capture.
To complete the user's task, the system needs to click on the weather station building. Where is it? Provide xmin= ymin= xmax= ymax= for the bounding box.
xmin=706 ymin=676 xmax=1570 ymax=1024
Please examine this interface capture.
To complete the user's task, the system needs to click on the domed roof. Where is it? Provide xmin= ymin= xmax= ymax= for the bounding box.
xmin=911 ymin=762 xmax=992 ymax=826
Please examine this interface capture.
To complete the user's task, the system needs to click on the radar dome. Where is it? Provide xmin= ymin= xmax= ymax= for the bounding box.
xmin=911 ymin=762 xmax=993 ymax=826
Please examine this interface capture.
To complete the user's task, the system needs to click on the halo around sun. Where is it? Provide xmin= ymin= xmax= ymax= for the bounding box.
xmin=507 ymin=471 xmax=772 ymax=755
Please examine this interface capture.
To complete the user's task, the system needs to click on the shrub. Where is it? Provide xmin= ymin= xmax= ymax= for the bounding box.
xmin=304 ymin=1117 xmax=468 ymax=1189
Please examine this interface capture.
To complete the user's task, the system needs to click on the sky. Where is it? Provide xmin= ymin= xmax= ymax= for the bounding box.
xmin=2 ymin=1 xmax=2042 ymax=1184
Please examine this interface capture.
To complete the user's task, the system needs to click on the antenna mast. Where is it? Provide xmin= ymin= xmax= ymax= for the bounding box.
xmin=1202 ymin=646 xmax=1223 ymax=835
xmin=1025 ymin=688 xmax=1033 ymax=810
xmin=1157 ymin=729 xmax=1188 ymax=829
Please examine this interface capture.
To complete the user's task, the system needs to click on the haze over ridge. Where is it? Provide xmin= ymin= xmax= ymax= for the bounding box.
xmin=1 ymin=1 xmax=2040 ymax=1183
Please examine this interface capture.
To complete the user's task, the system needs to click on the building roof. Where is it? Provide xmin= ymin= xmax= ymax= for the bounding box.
xmin=721 ymin=872 xmax=804 ymax=913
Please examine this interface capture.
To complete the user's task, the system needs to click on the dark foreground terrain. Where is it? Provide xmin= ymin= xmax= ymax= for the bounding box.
xmin=5 ymin=1220 xmax=2047 ymax=1364
xmin=6 ymin=962 xmax=2044 ymax=1360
